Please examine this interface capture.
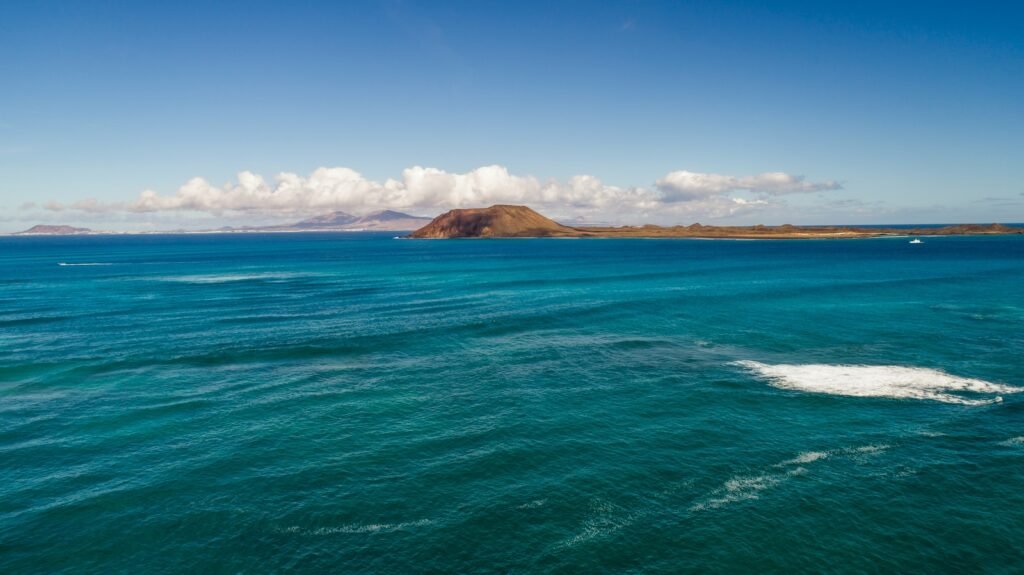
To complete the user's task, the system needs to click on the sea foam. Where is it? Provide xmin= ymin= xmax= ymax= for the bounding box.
xmin=691 ymin=442 xmax=890 ymax=512
xmin=736 ymin=361 xmax=1020 ymax=405
xmin=279 ymin=519 xmax=434 ymax=536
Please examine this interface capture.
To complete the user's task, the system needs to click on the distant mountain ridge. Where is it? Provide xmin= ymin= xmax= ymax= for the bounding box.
xmin=293 ymin=211 xmax=359 ymax=228
xmin=221 ymin=210 xmax=432 ymax=232
xmin=288 ymin=210 xmax=431 ymax=231
xmin=360 ymin=210 xmax=422 ymax=222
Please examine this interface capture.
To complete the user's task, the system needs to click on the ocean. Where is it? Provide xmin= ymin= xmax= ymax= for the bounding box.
xmin=2 ymin=233 xmax=1023 ymax=573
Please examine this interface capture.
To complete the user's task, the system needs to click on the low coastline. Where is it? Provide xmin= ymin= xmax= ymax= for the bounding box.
xmin=407 ymin=205 xmax=1024 ymax=240
xmin=8 ymin=224 xmax=1022 ymax=240
xmin=10 ymin=204 xmax=1023 ymax=240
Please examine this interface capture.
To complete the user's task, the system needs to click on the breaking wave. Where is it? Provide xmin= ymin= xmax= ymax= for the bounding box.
xmin=736 ymin=361 xmax=1020 ymax=405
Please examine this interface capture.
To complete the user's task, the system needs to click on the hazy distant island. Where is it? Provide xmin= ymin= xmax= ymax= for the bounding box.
xmin=409 ymin=205 xmax=1023 ymax=239
xmin=14 ymin=225 xmax=94 ymax=235
xmin=13 ymin=210 xmax=431 ymax=236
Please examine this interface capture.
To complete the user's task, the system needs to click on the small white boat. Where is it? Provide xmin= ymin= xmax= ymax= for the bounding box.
xmin=909 ymin=238 xmax=923 ymax=244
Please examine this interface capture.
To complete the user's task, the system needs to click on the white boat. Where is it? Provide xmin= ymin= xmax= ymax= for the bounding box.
xmin=909 ymin=238 xmax=923 ymax=244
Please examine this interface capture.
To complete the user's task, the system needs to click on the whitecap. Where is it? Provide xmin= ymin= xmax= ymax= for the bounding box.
xmin=998 ymin=436 xmax=1024 ymax=447
xmin=58 ymin=262 xmax=112 ymax=266
xmin=736 ymin=361 xmax=1019 ymax=405
xmin=777 ymin=451 xmax=830 ymax=466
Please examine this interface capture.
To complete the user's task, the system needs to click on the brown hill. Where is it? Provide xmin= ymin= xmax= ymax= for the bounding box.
xmin=409 ymin=205 xmax=577 ymax=238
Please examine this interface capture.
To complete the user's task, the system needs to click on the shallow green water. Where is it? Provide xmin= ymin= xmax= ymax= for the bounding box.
xmin=2 ymin=233 xmax=1023 ymax=573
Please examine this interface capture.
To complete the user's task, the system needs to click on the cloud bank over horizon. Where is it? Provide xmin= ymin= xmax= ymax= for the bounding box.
xmin=37 ymin=165 xmax=843 ymax=225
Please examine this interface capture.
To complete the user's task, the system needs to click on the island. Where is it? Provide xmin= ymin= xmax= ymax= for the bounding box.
xmin=14 ymin=225 xmax=93 ymax=235
xmin=408 ymin=205 xmax=1023 ymax=239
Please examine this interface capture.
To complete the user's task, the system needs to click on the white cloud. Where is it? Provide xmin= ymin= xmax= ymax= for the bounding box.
xmin=42 ymin=165 xmax=842 ymax=224
xmin=656 ymin=170 xmax=841 ymax=201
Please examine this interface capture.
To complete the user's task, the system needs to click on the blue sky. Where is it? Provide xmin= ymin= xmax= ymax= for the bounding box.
xmin=1 ymin=0 xmax=1022 ymax=230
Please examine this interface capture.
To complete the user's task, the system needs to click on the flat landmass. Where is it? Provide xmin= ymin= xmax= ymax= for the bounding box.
xmin=409 ymin=205 xmax=1023 ymax=239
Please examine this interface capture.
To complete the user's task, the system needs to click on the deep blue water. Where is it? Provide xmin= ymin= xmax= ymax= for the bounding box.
xmin=2 ymin=233 xmax=1023 ymax=573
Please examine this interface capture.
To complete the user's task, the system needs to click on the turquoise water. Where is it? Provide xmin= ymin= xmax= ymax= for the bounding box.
xmin=2 ymin=233 xmax=1023 ymax=573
